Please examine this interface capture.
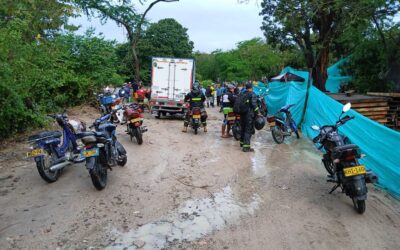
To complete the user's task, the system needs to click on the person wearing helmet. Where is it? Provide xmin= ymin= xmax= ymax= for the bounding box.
xmin=240 ymin=82 xmax=259 ymax=152
xmin=182 ymin=82 xmax=207 ymax=133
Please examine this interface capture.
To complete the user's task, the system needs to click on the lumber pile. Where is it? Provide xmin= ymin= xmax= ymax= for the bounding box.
xmin=328 ymin=93 xmax=390 ymax=125
xmin=367 ymin=92 xmax=400 ymax=131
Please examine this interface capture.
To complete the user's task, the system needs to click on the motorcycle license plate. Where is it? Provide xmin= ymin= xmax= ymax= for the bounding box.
xmin=227 ymin=116 xmax=236 ymax=121
xmin=344 ymin=165 xmax=366 ymax=177
xmin=130 ymin=118 xmax=141 ymax=123
xmin=81 ymin=148 xmax=99 ymax=158
xmin=269 ymin=121 xmax=276 ymax=127
xmin=27 ymin=148 xmax=44 ymax=157
xmin=193 ymin=114 xmax=201 ymax=119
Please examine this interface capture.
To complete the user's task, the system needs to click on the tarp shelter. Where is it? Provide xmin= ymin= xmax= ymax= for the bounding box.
xmin=254 ymin=66 xmax=400 ymax=198
xmin=325 ymin=58 xmax=352 ymax=93
xmin=270 ymin=71 xmax=305 ymax=83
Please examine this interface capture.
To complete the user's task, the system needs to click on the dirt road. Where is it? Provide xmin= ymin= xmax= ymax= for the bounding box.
xmin=1 ymin=106 xmax=399 ymax=250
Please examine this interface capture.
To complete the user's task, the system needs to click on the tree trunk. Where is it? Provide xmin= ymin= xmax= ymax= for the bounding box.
xmin=315 ymin=47 xmax=329 ymax=92
xmin=131 ymin=43 xmax=140 ymax=82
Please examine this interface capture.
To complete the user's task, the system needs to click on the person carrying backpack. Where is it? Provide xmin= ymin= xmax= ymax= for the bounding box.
xmin=234 ymin=83 xmax=259 ymax=152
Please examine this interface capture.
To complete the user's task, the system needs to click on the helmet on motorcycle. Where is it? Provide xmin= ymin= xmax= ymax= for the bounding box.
xmin=254 ymin=116 xmax=265 ymax=130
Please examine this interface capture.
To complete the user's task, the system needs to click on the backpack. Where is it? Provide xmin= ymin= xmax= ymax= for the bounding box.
xmin=233 ymin=92 xmax=250 ymax=114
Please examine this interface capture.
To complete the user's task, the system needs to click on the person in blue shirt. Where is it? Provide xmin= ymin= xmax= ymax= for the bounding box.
xmin=216 ymin=85 xmax=225 ymax=107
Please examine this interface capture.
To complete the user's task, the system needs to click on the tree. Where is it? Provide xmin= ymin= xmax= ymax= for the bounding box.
xmin=75 ymin=0 xmax=179 ymax=82
xmin=137 ymin=18 xmax=193 ymax=81
xmin=259 ymin=0 xmax=398 ymax=91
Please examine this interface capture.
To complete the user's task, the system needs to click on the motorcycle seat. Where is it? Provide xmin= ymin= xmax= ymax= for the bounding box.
xmin=78 ymin=131 xmax=107 ymax=138
xmin=333 ymin=144 xmax=358 ymax=153
xmin=28 ymin=131 xmax=62 ymax=142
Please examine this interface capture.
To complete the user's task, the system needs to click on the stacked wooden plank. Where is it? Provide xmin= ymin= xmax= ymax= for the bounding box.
xmin=367 ymin=92 xmax=400 ymax=131
xmin=327 ymin=93 xmax=390 ymax=125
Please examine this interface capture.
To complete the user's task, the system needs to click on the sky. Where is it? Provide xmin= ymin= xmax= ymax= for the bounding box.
xmin=70 ymin=0 xmax=264 ymax=53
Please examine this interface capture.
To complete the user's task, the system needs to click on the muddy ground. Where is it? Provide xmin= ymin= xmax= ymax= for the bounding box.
xmin=0 ymin=106 xmax=399 ymax=250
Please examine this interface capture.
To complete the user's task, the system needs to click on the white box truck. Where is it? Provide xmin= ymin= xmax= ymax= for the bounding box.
xmin=150 ymin=57 xmax=195 ymax=118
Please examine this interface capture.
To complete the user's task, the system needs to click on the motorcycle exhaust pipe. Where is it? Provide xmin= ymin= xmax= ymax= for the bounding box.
xmin=50 ymin=161 xmax=72 ymax=172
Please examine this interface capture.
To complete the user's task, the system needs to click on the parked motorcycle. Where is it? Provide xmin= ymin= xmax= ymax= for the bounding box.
xmin=311 ymin=103 xmax=377 ymax=214
xmin=189 ymin=107 xmax=202 ymax=134
xmin=98 ymin=92 xmax=115 ymax=115
xmin=268 ymin=104 xmax=300 ymax=144
xmin=124 ymin=103 xmax=147 ymax=144
xmin=78 ymin=114 xmax=127 ymax=190
xmin=27 ymin=114 xmax=85 ymax=183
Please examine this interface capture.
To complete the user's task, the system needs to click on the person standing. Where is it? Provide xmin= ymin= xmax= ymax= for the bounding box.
xmin=239 ymin=83 xmax=259 ymax=152
xmin=221 ymin=84 xmax=236 ymax=138
xmin=216 ymin=85 xmax=225 ymax=107
xmin=205 ymin=85 xmax=212 ymax=108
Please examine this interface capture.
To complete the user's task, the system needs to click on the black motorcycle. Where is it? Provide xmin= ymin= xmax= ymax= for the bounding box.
xmin=311 ymin=103 xmax=377 ymax=214
xmin=78 ymin=113 xmax=127 ymax=190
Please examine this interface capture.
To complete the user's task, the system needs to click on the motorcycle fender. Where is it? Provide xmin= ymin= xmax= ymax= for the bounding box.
xmin=34 ymin=155 xmax=44 ymax=163
xmin=85 ymin=156 xmax=96 ymax=171
xmin=115 ymin=141 xmax=127 ymax=155
xmin=349 ymin=175 xmax=367 ymax=200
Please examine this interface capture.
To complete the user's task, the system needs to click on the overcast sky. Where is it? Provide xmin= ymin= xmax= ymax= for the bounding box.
xmin=70 ymin=0 xmax=264 ymax=53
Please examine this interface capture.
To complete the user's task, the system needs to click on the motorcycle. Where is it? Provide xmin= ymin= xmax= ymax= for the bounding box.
xmin=27 ymin=114 xmax=85 ymax=183
xmin=231 ymin=113 xmax=242 ymax=141
xmin=98 ymin=92 xmax=116 ymax=115
xmin=268 ymin=104 xmax=300 ymax=144
xmin=311 ymin=103 xmax=377 ymax=214
xmin=124 ymin=103 xmax=147 ymax=144
xmin=189 ymin=107 xmax=202 ymax=134
xmin=78 ymin=114 xmax=127 ymax=190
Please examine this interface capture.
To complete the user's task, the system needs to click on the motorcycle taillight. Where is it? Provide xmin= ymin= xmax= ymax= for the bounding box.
xmin=192 ymin=109 xmax=201 ymax=115
xmin=344 ymin=150 xmax=356 ymax=161
xmin=130 ymin=113 xmax=140 ymax=118
xmin=267 ymin=116 xmax=275 ymax=123
xmin=227 ymin=112 xmax=235 ymax=117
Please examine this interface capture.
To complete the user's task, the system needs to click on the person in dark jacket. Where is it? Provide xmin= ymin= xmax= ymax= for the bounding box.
xmin=182 ymin=83 xmax=207 ymax=132
xmin=240 ymin=83 xmax=259 ymax=152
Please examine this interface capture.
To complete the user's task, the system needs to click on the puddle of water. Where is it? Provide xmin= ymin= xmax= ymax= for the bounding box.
xmin=107 ymin=186 xmax=261 ymax=249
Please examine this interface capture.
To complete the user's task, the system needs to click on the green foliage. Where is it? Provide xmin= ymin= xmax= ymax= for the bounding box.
xmin=201 ymin=80 xmax=213 ymax=88
xmin=0 ymin=2 xmax=124 ymax=140
xmin=195 ymin=38 xmax=296 ymax=82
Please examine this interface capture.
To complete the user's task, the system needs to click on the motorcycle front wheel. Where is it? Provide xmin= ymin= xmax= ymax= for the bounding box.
xmin=89 ymin=156 xmax=107 ymax=190
xmin=271 ymin=126 xmax=285 ymax=144
xmin=352 ymin=198 xmax=366 ymax=214
xmin=36 ymin=149 xmax=61 ymax=183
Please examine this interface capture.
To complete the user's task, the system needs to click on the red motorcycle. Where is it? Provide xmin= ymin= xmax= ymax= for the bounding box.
xmin=124 ymin=104 xmax=147 ymax=145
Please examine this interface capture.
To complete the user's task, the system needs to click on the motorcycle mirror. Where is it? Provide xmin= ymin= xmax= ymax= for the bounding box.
xmin=311 ymin=125 xmax=320 ymax=131
xmin=342 ymin=103 xmax=351 ymax=113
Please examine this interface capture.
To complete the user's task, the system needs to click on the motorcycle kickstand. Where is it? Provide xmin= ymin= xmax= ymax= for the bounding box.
xmin=329 ymin=184 xmax=340 ymax=194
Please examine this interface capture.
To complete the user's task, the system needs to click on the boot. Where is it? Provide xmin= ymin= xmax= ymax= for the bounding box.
xmin=242 ymin=147 xmax=255 ymax=152
xmin=182 ymin=126 xmax=187 ymax=133
xmin=203 ymin=126 xmax=208 ymax=132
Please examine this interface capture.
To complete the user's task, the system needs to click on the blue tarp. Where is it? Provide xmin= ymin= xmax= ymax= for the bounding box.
xmin=326 ymin=58 xmax=352 ymax=93
xmin=254 ymin=67 xmax=400 ymax=198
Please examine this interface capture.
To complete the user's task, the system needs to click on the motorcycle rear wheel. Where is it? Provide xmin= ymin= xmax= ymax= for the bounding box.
xmin=232 ymin=124 xmax=241 ymax=141
xmin=36 ymin=150 xmax=61 ymax=183
xmin=194 ymin=127 xmax=198 ymax=135
xmin=352 ymin=198 xmax=366 ymax=214
xmin=134 ymin=127 xmax=143 ymax=145
xmin=271 ymin=126 xmax=285 ymax=144
xmin=89 ymin=156 xmax=107 ymax=190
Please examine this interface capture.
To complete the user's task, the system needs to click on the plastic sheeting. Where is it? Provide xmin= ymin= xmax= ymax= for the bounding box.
xmin=326 ymin=58 xmax=352 ymax=93
xmin=254 ymin=67 xmax=400 ymax=198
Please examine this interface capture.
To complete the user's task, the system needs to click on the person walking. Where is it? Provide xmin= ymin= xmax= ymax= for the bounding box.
xmin=239 ymin=83 xmax=259 ymax=152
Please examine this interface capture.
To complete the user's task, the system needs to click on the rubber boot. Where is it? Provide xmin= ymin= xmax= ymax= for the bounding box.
xmin=182 ymin=126 xmax=187 ymax=133
xmin=204 ymin=126 xmax=208 ymax=132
